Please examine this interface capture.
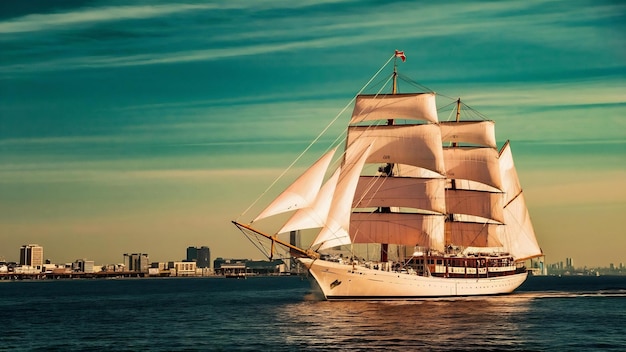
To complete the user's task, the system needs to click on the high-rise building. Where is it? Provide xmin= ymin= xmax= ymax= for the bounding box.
xmin=566 ymin=257 xmax=574 ymax=269
xmin=186 ymin=246 xmax=197 ymax=262
xmin=196 ymin=246 xmax=210 ymax=268
xmin=20 ymin=244 xmax=43 ymax=271
xmin=123 ymin=253 xmax=149 ymax=272
xmin=289 ymin=230 xmax=302 ymax=272
xmin=187 ymin=246 xmax=210 ymax=268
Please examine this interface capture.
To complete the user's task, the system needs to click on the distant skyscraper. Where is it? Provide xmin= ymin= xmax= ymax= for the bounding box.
xmin=186 ymin=246 xmax=197 ymax=262
xmin=196 ymin=246 xmax=210 ymax=268
xmin=289 ymin=230 xmax=301 ymax=272
xmin=123 ymin=253 xmax=149 ymax=272
xmin=187 ymin=246 xmax=210 ymax=268
xmin=20 ymin=244 xmax=43 ymax=270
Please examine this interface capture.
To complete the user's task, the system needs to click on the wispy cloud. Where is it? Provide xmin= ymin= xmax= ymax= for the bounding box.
xmin=1 ymin=0 xmax=623 ymax=74
xmin=0 ymin=4 xmax=220 ymax=34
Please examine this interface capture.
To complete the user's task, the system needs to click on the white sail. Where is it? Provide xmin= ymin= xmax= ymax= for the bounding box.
xmin=501 ymin=193 xmax=542 ymax=260
xmin=312 ymin=142 xmax=373 ymax=250
xmin=351 ymin=212 xmax=445 ymax=250
xmin=277 ymin=168 xmax=340 ymax=234
xmin=446 ymin=189 xmax=504 ymax=223
xmin=498 ymin=142 xmax=542 ymax=260
xmin=443 ymin=147 xmax=503 ymax=190
xmin=499 ymin=141 xmax=522 ymax=205
xmin=253 ymin=148 xmax=337 ymax=222
xmin=347 ymin=125 xmax=445 ymax=175
xmin=446 ymin=221 xmax=502 ymax=247
xmin=395 ymin=164 xmax=446 ymax=178
xmin=350 ymin=93 xmax=438 ymax=124
xmin=353 ymin=176 xmax=446 ymax=214
xmin=440 ymin=121 xmax=496 ymax=148
xmin=234 ymin=56 xmax=541 ymax=300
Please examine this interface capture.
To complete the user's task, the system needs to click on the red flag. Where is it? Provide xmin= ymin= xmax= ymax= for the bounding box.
xmin=394 ymin=50 xmax=406 ymax=62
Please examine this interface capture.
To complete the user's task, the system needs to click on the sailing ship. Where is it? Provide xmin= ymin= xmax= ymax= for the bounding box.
xmin=233 ymin=51 xmax=543 ymax=299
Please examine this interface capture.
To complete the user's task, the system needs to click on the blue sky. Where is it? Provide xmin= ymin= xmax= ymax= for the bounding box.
xmin=1 ymin=0 xmax=624 ymax=267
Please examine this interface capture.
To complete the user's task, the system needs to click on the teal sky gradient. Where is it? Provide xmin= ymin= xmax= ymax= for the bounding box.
xmin=1 ymin=0 xmax=624 ymax=267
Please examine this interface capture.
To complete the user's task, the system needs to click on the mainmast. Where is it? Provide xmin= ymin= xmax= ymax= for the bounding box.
xmin=392 ymin=58 xmax=398 ymax=94
xmin=380 ymin=52 xmax=402 ymax=262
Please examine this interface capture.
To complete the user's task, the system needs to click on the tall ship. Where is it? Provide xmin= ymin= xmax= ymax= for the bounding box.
xmin=233 ymin=51 xmax=543 ymax=299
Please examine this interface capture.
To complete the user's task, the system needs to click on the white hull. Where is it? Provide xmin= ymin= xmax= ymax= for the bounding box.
xmin=299 ymin=258 xmax=528 ymax=300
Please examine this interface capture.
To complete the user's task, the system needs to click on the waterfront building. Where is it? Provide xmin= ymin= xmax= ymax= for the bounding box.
xmin=151 ymin=262 xmax=169 ymax=270
xmin=74 ymin=259 xmax=95 ymax=273
xmin=168 ymin=261 xmax=197 ymax=276
xmin=196 ymin=246 xmax=210 ymax=268
xmin=19 ymin=244 xmax=43 ymax=271
xmin=213 ymin=258 xmax=286 ymax=276
xmin=102 ymin=264 xmax=125 ymax=272
xmin=186 ymin=246 xmax=211 ymax=268
xmin=529 ymin=257 xmax=547 ymax=276
xmin=123 ymin=253 xmax=149 ymax=273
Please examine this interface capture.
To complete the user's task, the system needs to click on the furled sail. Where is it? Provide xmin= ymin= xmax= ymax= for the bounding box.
xmin=311 ymin=142 xmax=373 ymax=250
xmin=498 ymin=142 xmax=542 ymax=260
xmin=440 ymin=121 xmax=496 ymax=148
xmin=347 ymin=125 xmax=445 ymax=175
xmin=350 ymin=212 xmax=445 ymax=251
xmin=253 ymin=148 xmax=337 ymax=222
xmin=350 ymin=93 xmax=438 ymax=124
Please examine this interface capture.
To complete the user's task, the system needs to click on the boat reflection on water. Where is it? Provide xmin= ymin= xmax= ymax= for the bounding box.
xmin=275 ymin=294 xmax=535 ymax=351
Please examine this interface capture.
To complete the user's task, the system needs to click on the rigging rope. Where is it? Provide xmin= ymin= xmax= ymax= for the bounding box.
xmin=236 ymin=54 xmax=397 ymax=222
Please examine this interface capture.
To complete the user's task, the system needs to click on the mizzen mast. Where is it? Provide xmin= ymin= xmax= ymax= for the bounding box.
xmin=448 ymin=98 xmax=461 ymax=226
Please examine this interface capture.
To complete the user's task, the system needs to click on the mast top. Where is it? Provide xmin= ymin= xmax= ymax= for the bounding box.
xmin=392 ymin=50 xmax=406 ymax=95
xmin=392 ymin=61 xmax=398 ymax=95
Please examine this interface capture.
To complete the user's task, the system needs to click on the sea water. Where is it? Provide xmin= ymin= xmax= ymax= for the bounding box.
xmin=1 ymin=275 xmax=624 ymax=351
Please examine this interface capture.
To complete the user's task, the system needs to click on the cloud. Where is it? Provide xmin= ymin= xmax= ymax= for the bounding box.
xmin=2 ymin=0 xmax=623 ymax=74
xmin=0 ymin=4 xmax=220 ymax=34
xmin=0 ymin=163 xmax=280 ymax=184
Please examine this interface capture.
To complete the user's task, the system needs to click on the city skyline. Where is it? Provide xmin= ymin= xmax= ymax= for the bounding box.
xmin=2 ymin=243 xmax=212 ymax=267
xmin=2 ymin=242 xmax=623 ymax=274
xmin=1 ymin=1 xmax=625 ymax=267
